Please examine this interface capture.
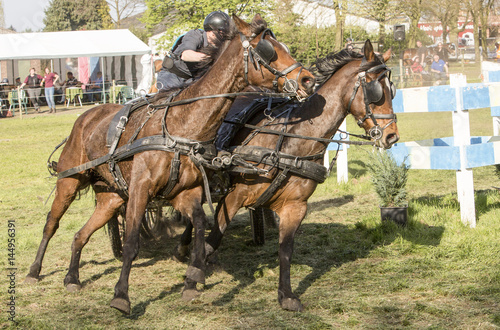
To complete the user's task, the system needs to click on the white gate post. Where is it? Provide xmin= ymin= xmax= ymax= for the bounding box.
xmin=337 ymin=119 xmax=348 ymax=183
xmin=450 ymin=74 xmax=476 ymax=227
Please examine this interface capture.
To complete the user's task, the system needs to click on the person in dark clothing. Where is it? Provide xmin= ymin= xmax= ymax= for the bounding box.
xmin=19 ymin=68 xmax=43 ymax=112
xmin=156 ymin=11 xmax=230 ymax=91
xmin=435 ymin=42 xmax=449 ymax=65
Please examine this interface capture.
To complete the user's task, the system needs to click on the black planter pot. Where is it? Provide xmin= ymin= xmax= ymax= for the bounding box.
xmin=380 ymin=206 xmax=408 ymax=226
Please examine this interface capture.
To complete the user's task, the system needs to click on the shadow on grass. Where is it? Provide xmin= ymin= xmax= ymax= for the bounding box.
xmin=209 ymin=212 xmax=445 ymax=307
xmin=412 ymin=188 xmax=500 ymax=223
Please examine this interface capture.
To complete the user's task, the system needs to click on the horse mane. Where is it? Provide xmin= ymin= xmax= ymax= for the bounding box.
xmin=311 ymin=48 xmax=384 ymax=85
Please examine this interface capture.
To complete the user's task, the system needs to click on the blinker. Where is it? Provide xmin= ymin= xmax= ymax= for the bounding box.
xmin=254 ymin=29 xmax=277 ymax=64
xmin=365 ymin=69 xmax=396 ymax=104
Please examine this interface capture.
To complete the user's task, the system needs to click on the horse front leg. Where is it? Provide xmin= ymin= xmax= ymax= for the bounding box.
xmin=64 ymin=190 xmax=124 ymax=291
xmin=110 ymin=185 xmax=150 ymax=315
xmin=25 ymin=176 xmax=84 ymax=284
xmin=276 ymin=202 xmax=307 ymax=312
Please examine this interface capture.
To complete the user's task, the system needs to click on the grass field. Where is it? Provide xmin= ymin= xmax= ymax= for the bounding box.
xmin=1 ymin=101 xmax=499 ymax=328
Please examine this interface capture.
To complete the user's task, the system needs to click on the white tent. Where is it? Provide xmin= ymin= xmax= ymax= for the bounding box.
xmin=0 ymin=29 xmax=151 ymax=60
xmin=0 ymin=29 xmax=153 ymax=101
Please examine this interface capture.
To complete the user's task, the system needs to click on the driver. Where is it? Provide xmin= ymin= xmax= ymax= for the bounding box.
xmin=156 ymin=11 xmax=230 ymax=91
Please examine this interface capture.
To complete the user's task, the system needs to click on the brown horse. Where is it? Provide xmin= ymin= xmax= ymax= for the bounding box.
xmin=24 ymin=14 xmax=315 ymax=315
xmin=148 ymin=59 xmax=163 ymax=94
xmin=178 ymin=40 xmax=399 ymax=312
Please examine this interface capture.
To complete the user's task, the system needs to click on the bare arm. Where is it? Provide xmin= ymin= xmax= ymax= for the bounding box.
xmin=180 ymin=50 xmax=209 ymax=62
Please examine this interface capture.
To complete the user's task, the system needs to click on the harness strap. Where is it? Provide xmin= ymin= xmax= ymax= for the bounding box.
xmin=160 ymin=151 xmax=181 ymax=197
xmin=109 ymin=160 xmax=129 ymax=194
xmin=57 ymin=135 xmax=217 ymax=180
xmin=230 ymin=145 xmax=328 ymax=183
xmin=189 ymin=151 xmax=216 ymax=215
xmin=250 ymin=167 xmax=290 ymax=210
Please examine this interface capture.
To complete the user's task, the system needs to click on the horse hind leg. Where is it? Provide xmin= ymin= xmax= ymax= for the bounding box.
xmin=25 ymin=176 xmax=86 ymax=284
xmin=64 ymin=190 xmax=124 ymax=292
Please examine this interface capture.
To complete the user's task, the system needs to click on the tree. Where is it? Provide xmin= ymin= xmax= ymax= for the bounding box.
xmin=141 ymin=0 xmax=273 ymax=51
xmin=398 ymin=0 xmax=425 ymax=47
xmin=107 ymin=0 xmax=146 ymax=28
xmin=0 ymin=0 xmax=5 ymax=29
xmin=43 ymin=0 xmax=113 ymax=31
xmin=424 ymin=0 xmax=462 ymax=45
xmin=350 ymin=0 xmax=401 ymax=49
xmin=465 ymin=0 xmax=497 ymax=59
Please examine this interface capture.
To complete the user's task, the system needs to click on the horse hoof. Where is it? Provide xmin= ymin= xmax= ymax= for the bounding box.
xmin=186 ymin=266 xmax=205 ymax=284
xmin=181 ymin=288 xmax=201 ymax=302
xmin=24 ymin=276 xmax=39 ymax=285
xmin=280 ymin=298 xmax=304 ymax=312
xmin=66 ymin=283 xmax=82 ymax=292
xmin=110 ymin=297 xmax=131 ymax=315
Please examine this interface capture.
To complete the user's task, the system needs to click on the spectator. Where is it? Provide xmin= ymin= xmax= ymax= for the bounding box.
xmin=411 ymin=57 xmax=424 ymax=73
xmin=19 ymin=68 xmax=43 ymax=113
xmin=41 ymin=67 xmax=59 ymax=113
xmin=15 ymin=77 xmax=21 ymax=87
xmin=58 ymin=72 xmax=81 ymax=104
xmin=435 ymin=42 xmax=449 ymax=65
xmin=416 ymin=40 xmax=428 ymax=67
xmin=430 ymin=54 xmax=448 ymax=85
xmin=156 ymin=11 xmax=230 ymax=91
xmin=87 ymin=71 xmax=103 ymax=104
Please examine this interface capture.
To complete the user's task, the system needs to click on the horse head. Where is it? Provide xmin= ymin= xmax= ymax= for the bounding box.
xmin=346 ymin=40 xmax=400 ymax=149
xmin=233 ymin=14 xmax=315 ymax=98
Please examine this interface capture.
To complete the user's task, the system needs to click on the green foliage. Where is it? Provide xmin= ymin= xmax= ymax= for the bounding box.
xmin=366 ymin=150 xmax=409 ymax=207
xmin=141 ymin=0 xmax=272 ymax=51
xmin=43 ymin=0 xmax=113 ymax=31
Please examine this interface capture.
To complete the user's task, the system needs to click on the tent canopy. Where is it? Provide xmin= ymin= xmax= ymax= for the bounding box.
xmin=0 ymin=29 xmax=151 ymax=60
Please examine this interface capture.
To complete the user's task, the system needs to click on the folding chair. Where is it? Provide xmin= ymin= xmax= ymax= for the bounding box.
xmin=9 ymin=90 xmax=28 ymax=115
xmin=119 ymin=86 xmax=135 ymax=104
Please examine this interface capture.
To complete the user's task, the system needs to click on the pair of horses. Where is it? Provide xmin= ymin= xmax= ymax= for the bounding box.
xmin=25 ymin=13 xmax=399 ymax=314
xmin=401 ymin=43 xmax=456 ymax=66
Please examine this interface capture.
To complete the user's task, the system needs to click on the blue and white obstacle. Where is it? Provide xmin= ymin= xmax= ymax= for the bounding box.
xmin=326 ymin=70 xmax=500 ymax=228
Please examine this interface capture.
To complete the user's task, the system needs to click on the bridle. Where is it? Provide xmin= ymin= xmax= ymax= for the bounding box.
xmin=347 ymin=62 xmax=397 ymax=141
xmin=240 ymin=29 xmax=305 ymax=95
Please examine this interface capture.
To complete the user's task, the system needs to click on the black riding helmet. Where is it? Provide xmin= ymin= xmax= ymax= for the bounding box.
xmin=203 ymin=11 xmax=230 ymax=37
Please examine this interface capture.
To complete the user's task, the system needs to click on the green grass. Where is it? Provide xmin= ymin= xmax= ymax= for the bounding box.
xmin=0 ymin=105 xmax=499 ymax=329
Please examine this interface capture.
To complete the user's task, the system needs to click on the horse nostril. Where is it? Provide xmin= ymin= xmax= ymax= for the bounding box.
xmin=386 ymin=133 xmax=399 ymax=146
xmin=301 ymin=76 xmax=315 ymax=92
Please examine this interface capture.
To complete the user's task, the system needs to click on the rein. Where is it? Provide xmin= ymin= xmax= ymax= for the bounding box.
xmin=145 ymin=91 xmax=301 ymax=111
xmin=223 ymin=120 xmax=375 ymax=146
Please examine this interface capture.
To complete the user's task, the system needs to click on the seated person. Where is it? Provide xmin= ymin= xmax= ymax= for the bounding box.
xmin=430 ymin=54 xmax=448 ymax=85
xmin=411 ymin=57 xmax=424 ymax=73
xmin=86 ymin=71 xmax=103 ymax=103
xmin=60 ymin=71 xmax=81 ymax=103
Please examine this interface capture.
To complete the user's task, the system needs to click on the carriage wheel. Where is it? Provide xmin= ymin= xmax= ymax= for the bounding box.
xmin=140 ymin=204 xmax=182 ymax=240
xmin=249 ymin=207 xmax=278 ymax=245
xmin=106 ymin=206 xmax=126 ymax=260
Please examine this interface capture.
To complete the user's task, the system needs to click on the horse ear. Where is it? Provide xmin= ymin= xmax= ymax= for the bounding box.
xmin=233 ymin=14 xmax=250 ymax=36
xmin=364 ymin=40 xmax=375 ymax=61
xmin=382 ymin=48 xmax=392 ymax=62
